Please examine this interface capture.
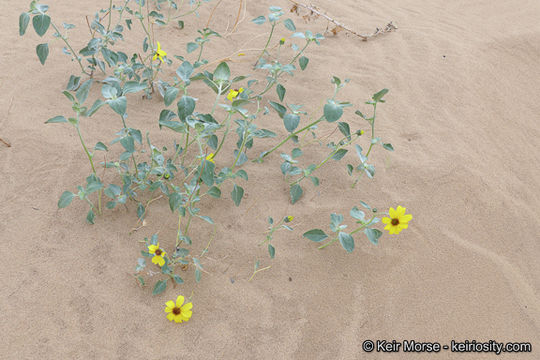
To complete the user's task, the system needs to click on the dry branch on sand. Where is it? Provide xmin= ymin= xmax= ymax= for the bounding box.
xmin=289 ymin=0 xmax=397 ymax=41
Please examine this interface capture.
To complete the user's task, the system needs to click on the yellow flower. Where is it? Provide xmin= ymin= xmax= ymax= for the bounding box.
xmin=382 ymin=206 xmax=412 ymax=235
xmin=237 ymin=52 xmax=246 ymax=56
xmin=284 ymin=215 xmax=294 ymax=223
xmin=148 ymin=242 xmax=167 ymax=267
xmin=206 ymin=153 xmax=215 ymax=163
xmin=226 ymin=87 xmax=244 ymax=101
xmin=280 ymin=37 xmax=286 ymax=44
xmin=165 ymin=295 xmax=193 ymax=323
xmin=153 ymin=41 xmax=167 ymax=63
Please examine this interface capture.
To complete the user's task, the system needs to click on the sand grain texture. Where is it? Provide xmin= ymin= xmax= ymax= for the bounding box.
xmin=1 ymin=0 xmax=539 ymax=359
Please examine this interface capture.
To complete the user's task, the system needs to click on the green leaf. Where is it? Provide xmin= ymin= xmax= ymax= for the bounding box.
xmin=201 ymin=160 xmax=215 ymax=186
xmin=45 ymin=115 xmax=67 ymax=124
xmin=338 ymin=232 xmax=354 ymax=253
xmin=107 ymin=96 xmax=127 ymax=115
xmin=324 ymin=102 xmax=343 ymax=122
xmin=58 ymin=191 xmax=75 ymax=208
xmin=299 ymin=56 xmax=309 ymax=70
xmin=283 ymin=18 xmax=296 ymax=31
xmin=152 ymin=279 xmax=167 ymax=295
xmin=164 ymin=87 xmax=179 ymax=106
xmin=303 ymin=229 xmax=328 ymax=242
xmin=186 ymin=42 xmax=198 ymax=53
xmin=269 ymin=101 xmax=286 ymax=118
xmin=76 ymin=79 xmax=93 ymax=104
xmin=364 ymin=228 xmax=382 ymax=245
xmin=283 ymin=113 xmax=300 ymax=132
xmin=66 ymin=75 xmax=81 ymax=91
xmin=120 ymin=135 xmax=135 ymax=153
xmin=169 ymin=193 xmax=183 ymax=212
xmin=19 ymin=13 xmax=30 ymax=35
xmin=252 ymin=15 xmax=266 ymax=25
xmin=208 ymin=186 xmax=221 ymax=198
xmin=383 ymin=143 xmax=394 ymax=151
xmin=290 ymin=184 xmax=303 ymax=204
xmin=268 ymin=244 xmax=275 ymax=259
xmin=332 ymin=149 xmax=348 ymax=161
xmin=372 ymin=88 xmax=389 ymax=102
xmin=276 ymin=84 xmax=286 ymax=102
xmin=87 ymin=99 xmax=106 ymax=117
xmin=122 ymin=81 xmax=147 ymax=94
xmin=213 ymin=62 xmax=230 ymax=83
xmin=176 ymin=61 xmax=193 ymax=83
xmin=231 ymin=184 xmax=244 ymax=206
xmin=172 ymin=275 xmax=184 ymax=284
xmin=32 ymin=14 xmax=51 ymax=37
xmin=86 ymin=209 xmax=95 ymax=224
xmin=350 ymin=206 xmax=365 ymax=221
xmin=236 ymin=169 xmax=248 ymax=181
xmin=94 ymin=142 xmax=108 ymax=151
xmin=177 ymin=96 xmax=196 ymax=121
xmin=338 ymin=122 xmax=351 ymax=139
xmin=291 ymin=148 xmax=302 ymax=158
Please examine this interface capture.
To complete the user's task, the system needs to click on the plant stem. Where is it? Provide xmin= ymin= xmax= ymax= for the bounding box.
xmin=210 ymin=84 xmax=222 ymax=115
xmin=254 ymin=23 xmax=275 ymax=67
xmin=260 ymin=116 xmax=324 ymax=160
xmin=213 ymin=113 xmax=231 ymax=157
xmin=318 ymin=217 xmax=376 ymax=250
xmin=107 ymin=0 xmax=113 ymax=31
xmin=75 ymin=121 xmax=102 ymax=214
xmin=364 ymin=103 xmax=377 ymax=158
xmin=289 ymin=40 xmax=310 ymax=65
xmin=50 ymin=22 xmax=91 ymax=76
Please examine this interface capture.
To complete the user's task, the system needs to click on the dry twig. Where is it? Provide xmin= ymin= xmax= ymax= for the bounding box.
xmin=289 ymin=0 xmax=397 ymax=41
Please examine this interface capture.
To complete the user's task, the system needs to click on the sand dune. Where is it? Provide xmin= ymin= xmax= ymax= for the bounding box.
xmin=1 ymin=0 xmax=539 ymax=358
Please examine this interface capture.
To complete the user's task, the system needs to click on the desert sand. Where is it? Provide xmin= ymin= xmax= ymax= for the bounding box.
xmin=1 ymin=0 xmax=539 ymax=359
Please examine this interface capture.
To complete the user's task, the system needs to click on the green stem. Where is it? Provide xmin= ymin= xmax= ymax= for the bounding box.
xmin=318 ymin=217 xmax=376 ymax=250
xmin=213 ymin=113 xmax=231 ymax=157
xmin=75 ymin=121 xmax=102 ymax=214
xmin=260 ymin=116 xmax=324 ymax=160
xmin=364 ymin=103 xmax=377 ymax=158
xmin=181 ymin=130 xmax=190 ymax=166
xmin=210 ymin=84 xmax=222 ymax=115
xmin=231 ymin=122 xmax=249 ymax=171
xmin=197 ymin=44 xmax=204 ymax=62
xmin=50 ymin=22 xmax=90 ymax=76
xmin=289 ymin=40 xmax=310 ymax=65
xmin=255 ymin=23 xmax=275 ymax=67
xmin=107 ymin=0 xmax=113 ymax=31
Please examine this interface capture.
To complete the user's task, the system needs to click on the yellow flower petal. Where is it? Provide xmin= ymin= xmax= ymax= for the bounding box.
xmin=396 ymin=206 xmax=406 ymax=217
xmin=152 ymin=255 xmax=165 ymax=267
xmin=206 ymin=153 xmax=215 ymax=163
xmin=148 ymin=244 xmax=159 ymax=253
xmin=167 ymin=313 xmax=175 ymax=321
xmin=400 ymin=214 xmax=413 ymax=223
xmin=165 ymin=301 xmax=175 ymax=311
xmin=382 ymin=217 xmax=391 ymax=224
xmin=182 ymin=302 xmax=193 ymax=311
xmin=388 ymin=207 xmax=397 ymax=218
xmin=176 ymin=295 xmax=185 ymax=307
xmin=238 ymin=88 xmax=244 ymax=93
xmin=174 ymin=316 xmax=183 ymax=323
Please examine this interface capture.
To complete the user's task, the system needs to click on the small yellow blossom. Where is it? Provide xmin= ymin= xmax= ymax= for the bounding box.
xmin=165 ymin=295 xmax=193 ymax=323
xmin=148 ymin=242 xmax=167 ymax=267
xmin=382 ymin=206 xmax=412 ymax=235
xmin=237 ymin=52 xmax=246 ymax=56
xmin=226 ymin=87 xmax=244 ymax=101
xmin=153 ymin=41 xmax=167 ymax=63
xmin=285 ymin=215 xmax=294 ymax=223
xmin=279 ymin=37 xmax=286 ymax=44
xmin=206 ymin=153 xmax=215 ymax=163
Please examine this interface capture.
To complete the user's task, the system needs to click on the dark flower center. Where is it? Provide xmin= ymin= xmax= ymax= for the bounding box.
xmin=155 ymin=249 xmax=162 ymax=256
xmin=391 ymin=218 xmax=399 ymax=226
xmin=172 ymin=307 xmax=181 ymax=315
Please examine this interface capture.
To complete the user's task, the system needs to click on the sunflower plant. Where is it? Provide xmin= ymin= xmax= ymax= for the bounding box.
xmin=19 ymin=0 xmax=410 ymax=322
